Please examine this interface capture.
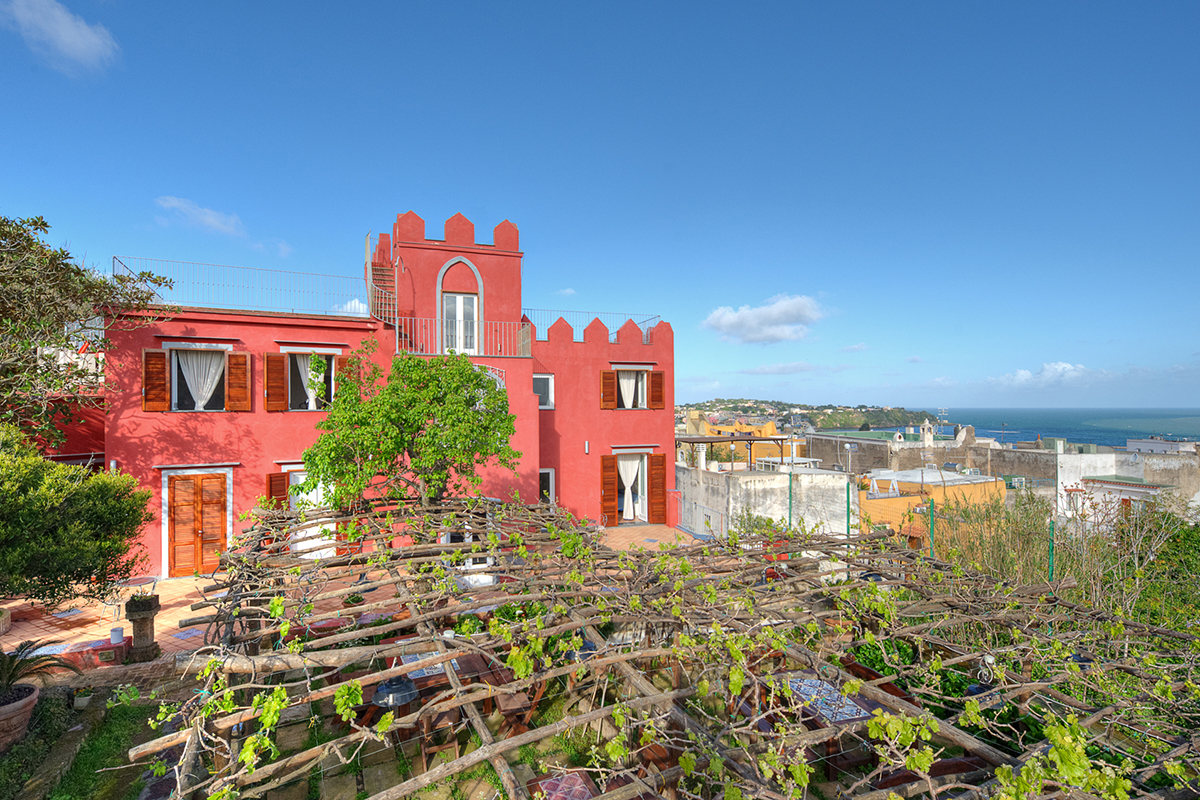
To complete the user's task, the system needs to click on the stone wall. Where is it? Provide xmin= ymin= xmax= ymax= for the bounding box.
xmin=971 ymin=446 xmax=1058 ymax=480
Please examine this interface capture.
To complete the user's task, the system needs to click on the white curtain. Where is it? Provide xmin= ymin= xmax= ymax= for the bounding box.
xmin=617 ymin=455 xmax=641 ymax=521
xmin=618 ymin=370 xmax=637 ymax=409
xmin=176 ymin=350 xmax=224 ymax=409
xmin=294 ymin=353 xmax=318 ymax=410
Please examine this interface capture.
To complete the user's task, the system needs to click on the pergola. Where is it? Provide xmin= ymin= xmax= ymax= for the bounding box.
xmin=128 ymin=497 xmax=1200 ymax=800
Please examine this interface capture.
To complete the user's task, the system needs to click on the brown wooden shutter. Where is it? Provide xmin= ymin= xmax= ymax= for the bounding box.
xmin=264 ymin=353 xmax=288 ymax=411
xmin=600 ymin=455 xmax=618 ymax=525
xmin=334 ymin=356 xmax=350 ymax=395
xmin=265 ymin=472 xmax=289 ymax=506
xmin=225 ymin=353 xmax=251 ymax=411
xmin=600 ymin=370 xmax=617 ymax=409
xmin=648 ymin=371 xmax=665 ymax=409
xmin=142 ymin=349 xmax=169 ymax=412
xmin=648 ymin=453 xmax=667 ymax=524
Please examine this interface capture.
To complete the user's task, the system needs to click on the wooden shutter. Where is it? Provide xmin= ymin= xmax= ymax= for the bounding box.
xmin=648 ymin=371 xmax=665 ymax=409
xmin=225 ymin=353 xmax=252 ymax=411
xmin=600 ymin=370 xmax=617 ymax=409
xmin=265 ymin=472 xmax=289 ymax=506
xmin=600 ymin=455 xmax=618 ymax=525
xmin=648 ymin=453 xmax=667 ymax=524
xmin=142 ymin=349 xmax=169 ymax=412
xmin=334 ymin=356 xmax=350 ymax=395
xmin=264 ymin=353 xmax=288 ymax=411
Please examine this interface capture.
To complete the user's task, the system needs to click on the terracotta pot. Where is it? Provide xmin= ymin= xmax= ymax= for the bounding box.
xmin=0 ymin=684 xmax=39 ymax=754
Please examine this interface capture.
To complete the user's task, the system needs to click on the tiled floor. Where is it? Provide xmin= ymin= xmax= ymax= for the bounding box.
xmin=599 ymin=523 xmax=695 ymax=551
xmin=1 ymin=576 xmax=211 ymax=653
xmin=0 ymin=525 xmax=695 ymax=653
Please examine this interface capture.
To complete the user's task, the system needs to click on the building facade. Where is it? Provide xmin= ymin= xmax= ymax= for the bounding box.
xmin=100 ymin=211 xmax=675 ymax=578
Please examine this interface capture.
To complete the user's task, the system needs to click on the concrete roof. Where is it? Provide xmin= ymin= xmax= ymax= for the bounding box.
xmin=1082 ymin=474 xmax=1176 ymax=489
xmin=869 ymin=468 xmax=1003 ymax=486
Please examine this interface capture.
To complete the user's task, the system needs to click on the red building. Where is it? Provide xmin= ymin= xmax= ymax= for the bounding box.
xmin=100 ymin=212 xmax=675 ymax=578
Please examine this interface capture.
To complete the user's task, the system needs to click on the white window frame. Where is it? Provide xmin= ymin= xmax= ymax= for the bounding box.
xmin=533 ymin=374 xmax=554 ymax=410
xmin=539 ymin=468 xmax=556 ymax=504
xmin=279 ymin=346 xmax=342 ymax=411
xmin=615 ymin=369 xmax=648 ymax=409
xmin=162 ymin=341 xmax=233 ymax=412
xmin=442 ymin=293 xmax=478 ymax=355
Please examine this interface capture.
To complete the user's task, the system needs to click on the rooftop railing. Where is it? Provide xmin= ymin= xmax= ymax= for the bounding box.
xmin=113 ymin=256 xmax=370 ymax=318
xmin=521 ymin=308 xmax=661 ymax=344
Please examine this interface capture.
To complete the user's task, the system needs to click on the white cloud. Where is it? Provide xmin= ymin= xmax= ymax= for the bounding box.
xmin=556 ymin=288 xmax=576 ymax=296
xmin=276 ymin=240 xmax=293 ymax=258
xmin=841 ymin=343 xmax=867 ymax=352
xmin=702 ymin=294 xmax=823 ymax=343
xmin=155 ymin=196 xmax=246 ymax=236
xmin=4 ymin=0 xmax=119 ymax=74
xmin=333 ymin=297 xmax=368 ymax=316
xmin=738 ymin=361 xmax=849 ymax=375
xmin=990 ymin=361 xmax=1092 ymax=388
xmin=906 ymin=356 xmax=923 ymax=363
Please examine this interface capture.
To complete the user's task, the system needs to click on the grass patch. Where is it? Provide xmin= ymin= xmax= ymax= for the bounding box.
xmin=48 ymin=703 xmax=155 ymax=800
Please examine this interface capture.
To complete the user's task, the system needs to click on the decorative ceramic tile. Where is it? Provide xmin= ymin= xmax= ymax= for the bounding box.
xmin=400 ymin=652 xmax=458 ymax=679
xmin=789 ymin=678 xmax=868 ymax=723
xmin=535 ymin=773 xmax=597 ymax=800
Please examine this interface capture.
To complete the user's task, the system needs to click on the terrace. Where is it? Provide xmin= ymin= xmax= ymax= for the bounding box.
xmin=120 ymin=497 xmax=1200 ymax=800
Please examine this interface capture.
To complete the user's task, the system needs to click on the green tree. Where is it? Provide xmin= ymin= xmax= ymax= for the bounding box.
xmin=0 ymin=215 xmax=170 ymax=444
xmin=0 ymin=425 xmax=153 ymax=606
xmin=297 ymin=343 xmax=521 ymax=508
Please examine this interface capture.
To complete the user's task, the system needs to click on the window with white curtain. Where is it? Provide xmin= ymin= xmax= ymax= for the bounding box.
xmin=288 ymin=353 xmax=334 ymax=410
xmin=616 ymin=370 xmax=648 ymax=409
xmin=172 ymin=349 xmax=226 ymax=411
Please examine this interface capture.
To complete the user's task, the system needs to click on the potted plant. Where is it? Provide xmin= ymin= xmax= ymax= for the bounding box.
xmin=73 ymin=686 xmax=95 ymax=710
xmin=343 ymin=593 xmax=365 ymax=608
xmin=0 ymin=639 xmax=82 ymax=753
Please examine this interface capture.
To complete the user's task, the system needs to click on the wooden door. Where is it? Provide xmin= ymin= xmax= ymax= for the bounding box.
xmin=168 ymin=473 xmax=226 ymax=577
xmin=600 ymin=456 xmax=618 ymax=525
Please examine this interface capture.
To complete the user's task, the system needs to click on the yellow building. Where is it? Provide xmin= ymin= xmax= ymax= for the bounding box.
xmin=858 ymin=467 xmax=1006 ymax=541
xmin=684 ymin=411 xmax=804 ymax=462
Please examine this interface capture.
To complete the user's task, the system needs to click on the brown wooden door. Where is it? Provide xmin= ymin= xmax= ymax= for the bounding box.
xmin=168 ymin=473 xmax=226 ymax=577
xmin=600 ymin=456 xmax=618 ymax=525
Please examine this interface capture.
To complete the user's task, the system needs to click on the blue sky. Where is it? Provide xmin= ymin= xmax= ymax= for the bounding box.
xmin=3 ymin=2 xmax=1198 ymax=409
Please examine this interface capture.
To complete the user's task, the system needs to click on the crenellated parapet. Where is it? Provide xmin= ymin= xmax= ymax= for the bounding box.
xmin=379 ymin=211 xmax=520 ymax=255
xmin=532 ymin=316 xmax=674 ymax=349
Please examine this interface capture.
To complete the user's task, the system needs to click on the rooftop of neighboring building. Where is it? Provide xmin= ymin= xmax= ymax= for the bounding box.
xmin=869 ymin=467 xmax=1003 ymax=486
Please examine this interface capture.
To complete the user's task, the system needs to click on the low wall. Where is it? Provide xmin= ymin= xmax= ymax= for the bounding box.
xmin=675 ymin=465 xmax=853 ymax=537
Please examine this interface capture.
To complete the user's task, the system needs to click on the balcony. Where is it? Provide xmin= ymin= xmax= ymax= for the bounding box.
xmin=114 ymin=256 xmax=370 ymax=318
xmin=385 ymin=317 xmax=531 ymax=358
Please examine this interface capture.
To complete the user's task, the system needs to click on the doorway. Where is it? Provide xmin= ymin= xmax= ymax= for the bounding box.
xmin=167 ymin=473 xmax=226 ymax=577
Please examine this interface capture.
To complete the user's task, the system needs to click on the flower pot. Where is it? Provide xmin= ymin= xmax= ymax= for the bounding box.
xmin=125 ymin=594 xmax=160 ymax=615
xmin=0 ymin=684 xmax=39 ymax=754
xmin=73 ymin=693 xmax=93 ymax=710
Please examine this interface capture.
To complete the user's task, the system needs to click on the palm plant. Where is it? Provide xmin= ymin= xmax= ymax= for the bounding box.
xmin=0 ymin=639 xmax=81 ymax=702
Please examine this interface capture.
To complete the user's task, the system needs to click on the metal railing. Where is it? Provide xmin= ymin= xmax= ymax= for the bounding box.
xmin=392 ymin=317 xmax=531 ymax=358
xmin=677 ymin=498 xmax=727 ymax=539
xmin=521 ymin=308 xmax=661 ymax=343
xmin=114 ymin=256 xmax=370 ymax=317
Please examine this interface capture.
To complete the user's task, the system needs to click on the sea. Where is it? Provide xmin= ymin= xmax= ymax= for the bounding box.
xmin=931 ymin=409 xmax=1200 ymax=449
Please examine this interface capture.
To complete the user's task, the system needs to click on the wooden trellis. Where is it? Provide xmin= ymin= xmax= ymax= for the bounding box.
xmin=128 ymin=497 xmax=1200 ymax=800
